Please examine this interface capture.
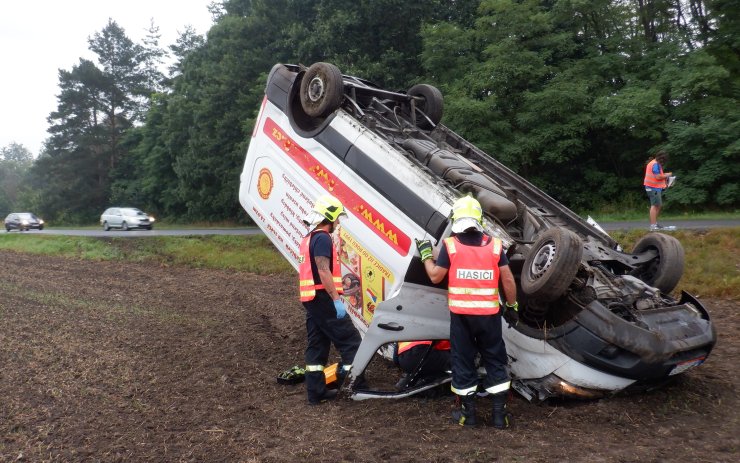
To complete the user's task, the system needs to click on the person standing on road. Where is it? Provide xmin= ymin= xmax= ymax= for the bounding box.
xmin=299 ymin=194 xmax=363 ymax=405
xmin=415 ymin=195 xmax=519 ymax=428
xmin=644 ymin=151 xmax=673 ymax=231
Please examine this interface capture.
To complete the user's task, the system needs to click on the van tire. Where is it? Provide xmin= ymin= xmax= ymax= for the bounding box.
xmin=300 ymin=62 xmax=344 ymax=118
xmin=521 ymin=227 xmax=583 ymax=302
xmin=407 ymin=84 xmax=443 ymax=129
xmin=630 ymin=233 xmax=684 ymax=293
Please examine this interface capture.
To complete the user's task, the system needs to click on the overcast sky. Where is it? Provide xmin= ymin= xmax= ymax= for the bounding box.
xmin=0 ymin=1 xmax=215 ymax=156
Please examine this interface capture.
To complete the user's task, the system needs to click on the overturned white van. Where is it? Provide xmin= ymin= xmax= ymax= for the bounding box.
xmin=239 ymin=62 xmax=716 ymax=401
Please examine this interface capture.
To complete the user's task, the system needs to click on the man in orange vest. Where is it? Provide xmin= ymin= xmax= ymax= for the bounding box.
xmin=644 ymin=151 xmax=673 ymax=231
xmin=299 ymin=195 xmax=363 ymax=405
xmin=416 ymin=195 xmax=519 ymax=428
xmin=395 ymin=340 xmax=451 ymax=391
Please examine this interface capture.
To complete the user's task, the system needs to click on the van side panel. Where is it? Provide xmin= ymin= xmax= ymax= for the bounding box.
xmin=241 ymin=100 xmax=427 ymax=332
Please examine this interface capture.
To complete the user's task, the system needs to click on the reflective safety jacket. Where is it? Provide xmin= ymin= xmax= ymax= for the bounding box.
xmin=644 ymin=159 xmax=666 ymax=189
xmin=398 ymin=340 xmax=451 ymax=355
xmin=298 ymin=230 xmax=343 ymax=301
xmin=444 ymin=235 xmax=502 ymax=315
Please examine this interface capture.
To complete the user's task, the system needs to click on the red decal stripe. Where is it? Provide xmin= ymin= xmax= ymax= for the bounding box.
xmin=264 ymin=117 xmax=410 ymax=256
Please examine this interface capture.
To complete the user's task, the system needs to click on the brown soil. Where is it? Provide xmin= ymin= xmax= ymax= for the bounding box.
xmin=0 ymin=251 xmax=737 ymax=462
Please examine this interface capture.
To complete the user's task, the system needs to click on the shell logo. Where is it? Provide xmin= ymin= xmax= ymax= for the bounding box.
xmin=257 ymin=168 xmax=273 ymax=199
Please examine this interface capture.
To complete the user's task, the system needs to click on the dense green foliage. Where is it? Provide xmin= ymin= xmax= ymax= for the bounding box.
xmin=1 ymin=0 xmax=737 ymax=223
xmin=0 ymin=143 xmax=33 ymax=214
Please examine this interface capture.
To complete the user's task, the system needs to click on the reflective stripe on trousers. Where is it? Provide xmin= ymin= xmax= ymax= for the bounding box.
xmin=485 ymin=380 xmax=511 ymax=395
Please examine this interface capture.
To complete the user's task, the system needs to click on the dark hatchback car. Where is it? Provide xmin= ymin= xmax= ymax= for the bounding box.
xmin=5 ymin=212 xmax=44 ymax=231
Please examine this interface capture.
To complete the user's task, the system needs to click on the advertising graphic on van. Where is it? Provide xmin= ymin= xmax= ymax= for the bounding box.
xmin=257 ymin=168 xmax=273 ymax=200
xmin=339 ymin=228 xmax=392 ymax=327
xmin=264 ymin=117 xmax=411 ymax=256
xmin=248 ymin=158 xmax=313 ymax=265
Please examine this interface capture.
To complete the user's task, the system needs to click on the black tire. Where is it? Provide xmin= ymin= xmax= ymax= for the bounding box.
xmin=521 ymin=227 xmax=583 ymax=302
xmin=39 ymin=225 xmax=44 ymax=231
xmin=630 ymin=233 xmax=684 ymax=293
xmin=103 ymin=222 xmax=110 ymax=231
xmin=121 ymin=221 xmax=129 ymax=231
xmin=300 ymin=62 xmax=344 ymax=118
xmin=407 ymin=84 xmax=444 ymax=129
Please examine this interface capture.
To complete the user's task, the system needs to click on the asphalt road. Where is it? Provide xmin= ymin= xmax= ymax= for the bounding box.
xmin=13 ymin=228 xmax=264 ymax=237
xmin=6 ymin=219 xmax=738 ymax=237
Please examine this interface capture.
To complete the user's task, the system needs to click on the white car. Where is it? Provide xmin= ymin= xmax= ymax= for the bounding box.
xmin=100 ymin=207 xmax=155 ymax=231
xmin=239 ymin=62 xmax=716 ymax=401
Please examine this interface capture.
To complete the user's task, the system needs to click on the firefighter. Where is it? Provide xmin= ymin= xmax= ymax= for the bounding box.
xmin=299 ymin=194 xmax=363 ymax=405
xmin=395 ymin=340 xmax=451 ymax=391
xmin=416 ymin=195 xmax=519 ymax=428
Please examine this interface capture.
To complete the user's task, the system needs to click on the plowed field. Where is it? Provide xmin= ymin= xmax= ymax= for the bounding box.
xmin=0 ymin=251 xmax=737 ymax=462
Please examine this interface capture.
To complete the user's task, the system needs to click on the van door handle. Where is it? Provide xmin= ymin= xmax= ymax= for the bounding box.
xmin=377 ymin=322 xmax=403 ymax=331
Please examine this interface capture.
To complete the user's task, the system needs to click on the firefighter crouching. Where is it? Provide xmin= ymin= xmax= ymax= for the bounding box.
xmin=416 ymin=195 xmax=519 ymax=428
xmin=395 ymin=340 xmax=451 ymax=391
xmin=299 ymin=195 xmax=364 ymax=405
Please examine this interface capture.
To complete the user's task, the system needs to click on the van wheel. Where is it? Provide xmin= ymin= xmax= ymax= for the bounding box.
xmin=300 ymin=62 xmax=344 ymax=118
xmin=407 ymin=84 xmax=443 ymax=129
xmin=103 ymin=222 xmax=110 ymax=231
xmin=521 ymin=227 xmax=583 ymax=302
xmin=630 ymin=233 xmax=684 ymax=293
xmin=121 ymin=222 xmax=129 ymax=231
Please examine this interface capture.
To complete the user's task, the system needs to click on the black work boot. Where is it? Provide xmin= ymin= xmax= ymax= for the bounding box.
xmin=306 ymin=371 xmax=337 ymax=405
xmin=352 ymin=372 xmax=369 ymax=390
xmin=394 ymin=372 xmax=410 ymax=391
xmin=490 ymin=391 xmax=513 ymax=429
xmin=451 ymin=394 xmax=477 ymax=427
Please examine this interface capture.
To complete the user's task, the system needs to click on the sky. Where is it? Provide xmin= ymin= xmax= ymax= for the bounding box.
xmin=0 ymin=1 xmax=216 ymax=156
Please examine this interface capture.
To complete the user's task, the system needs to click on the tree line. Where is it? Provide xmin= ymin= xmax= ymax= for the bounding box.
xmin=1 ymin=0 xmax=737 ymax=224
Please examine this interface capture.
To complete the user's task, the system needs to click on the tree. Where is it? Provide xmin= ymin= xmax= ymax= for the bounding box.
xmin=419 ymin=0 xmax=738 ymax=211
xmin=33 ymin=20 xmax=164 ymax=222
xmin=0 ymin=143 xmax=34 ymax=214
xmin=167 ymin=26 xmax=206 ymax=78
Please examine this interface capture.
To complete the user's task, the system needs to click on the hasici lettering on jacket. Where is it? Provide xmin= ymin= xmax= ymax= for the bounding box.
xmin=455 ymin=269 xmax=494 ymax=280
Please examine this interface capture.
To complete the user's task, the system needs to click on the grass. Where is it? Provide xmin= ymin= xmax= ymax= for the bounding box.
xmin=0 ymin=234 xmax=293 ymax=276
xmin=609 ymin=227 xmax=740 ymax=299
xmin=585 ymin=209 xmax=740 ymax=222
xmin=0 ymin=229 xmax=737 ymax=298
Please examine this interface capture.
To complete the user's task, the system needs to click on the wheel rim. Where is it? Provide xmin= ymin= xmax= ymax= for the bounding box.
xmin=635 ymin=246 xmax=659 ymax=282
xmin=307 ymin=76 xmax=325 ymax=102
xmin=529 ymin=241 xmax=557 ymax=280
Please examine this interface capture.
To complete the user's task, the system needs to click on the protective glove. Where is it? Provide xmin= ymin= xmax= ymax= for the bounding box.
xmin=415 ymin=239 xmax=433 ymax=262
xmin=333 ymin=298 xmax=347 ymax=319
xmin=503 ymin=301 xmax=519 ymax=328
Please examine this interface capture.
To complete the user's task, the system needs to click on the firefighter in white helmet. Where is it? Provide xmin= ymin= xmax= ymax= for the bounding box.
xmin=298 ymin=194 xmax=364 ymax=405
xmin=416 ymin=195 xmax=519 ymax=427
